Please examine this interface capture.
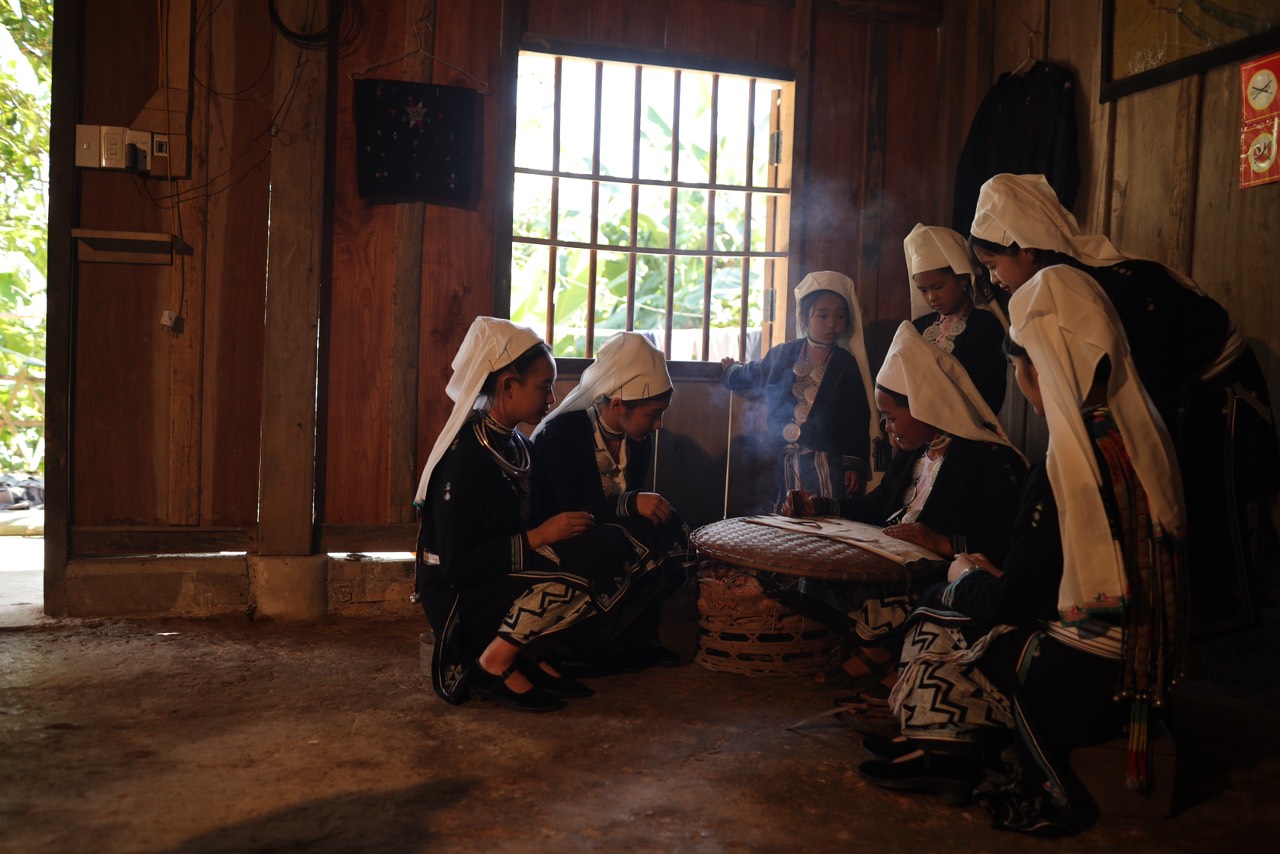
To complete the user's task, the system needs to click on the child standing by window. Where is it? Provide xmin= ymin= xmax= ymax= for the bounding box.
xmin=721 ymin=271 xmax=878 ymax=509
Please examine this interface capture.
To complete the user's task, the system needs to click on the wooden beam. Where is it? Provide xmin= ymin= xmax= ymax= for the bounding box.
xmin=71 ymin=527 xmax=256 ymax=557
xmin=856 ymin=22 xmax=888 ymax=312
xmin=817 ymin=0 xmax=942 ymax=26
xmin=318 ymin=523 xmax=420 ymax=554
xmin=258 ymin=0 xmax=332 ymax=556
xmin=786 ymin=0 xmax=814 ymax=319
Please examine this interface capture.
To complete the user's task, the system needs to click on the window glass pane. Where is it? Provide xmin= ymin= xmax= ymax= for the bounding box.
xmin=706 ymin=257 xmax=746 ymax=362
xmin=716 ymin=76 xmax=750 ymax=187
xmin=594 ymin=250 xmax=631 ymax=334
xmin=635 ymin=185 xmax=670 ymax=249
xmin=559 ymin=58 xmax=597 ymax=174
xmin=512 ymin=173 xmax=551 ymax=240
xmin=750 ymin=191 xmax=772 ymax=253
xmin=599 ymin=63 xmax=637 ymax=178
xmin=557 ymin=177 xmax=595 ymax=246
xmin=746 ymin=260 xmax=766 ymax=332
xmin=553 ymin=246 xmax=591 ymax=356
xmin=515 ymin=53 xmax=555 ymax=171
xmin=638 ymin=67 xmax=675 ymax=181
xmin=753 ymin=85 xmax=778 ymax=188
xmin=677 ymin=71 xmax=712 ymax=184
xmin=675 ymin=188 xmax=708 ymax=252
xmin=715 ymin=190 xmax=746 ymax=254
xmin=671 ymin=255 xmax=706 ymax=333
xmin=597 ymin=182 xmax=633 ymax=247
xmin=632 ymin=253 xmax=670 ymax=337
xmin=511 ymin=241 xmax=550 ymax=334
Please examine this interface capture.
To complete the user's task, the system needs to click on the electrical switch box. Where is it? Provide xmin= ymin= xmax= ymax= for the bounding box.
xmin=75 ymin=124 xmax=101 ymax=168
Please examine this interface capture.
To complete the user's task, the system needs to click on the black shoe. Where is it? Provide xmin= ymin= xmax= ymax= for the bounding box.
xmin=858 ymin=751 xmax=981 ymax=806
xmin=521 ymin=662 xmax=595 ymax=699
xmin=469 ymin=661 xmax=566 ymax=712
xmin=862 ymin=735 xmax=916 ymax=759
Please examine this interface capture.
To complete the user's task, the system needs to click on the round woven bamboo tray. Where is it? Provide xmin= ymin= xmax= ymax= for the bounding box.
xmin=689 ymin=517 xmax=904 ymax=582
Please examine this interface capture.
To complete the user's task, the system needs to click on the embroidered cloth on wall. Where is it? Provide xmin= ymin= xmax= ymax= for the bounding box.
xmin=353 ymin=79 xmax=478 ymax=206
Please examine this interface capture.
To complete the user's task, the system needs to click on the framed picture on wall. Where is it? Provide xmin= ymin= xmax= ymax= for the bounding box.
xmin=1101 ymin=0 xmax=1280 ymax=102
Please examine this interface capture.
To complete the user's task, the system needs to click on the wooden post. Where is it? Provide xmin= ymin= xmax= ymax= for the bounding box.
xmin=387 ymin=1 xmax=436 ymax=524
xmin=258 ymin=0 xmax=332 ymax=555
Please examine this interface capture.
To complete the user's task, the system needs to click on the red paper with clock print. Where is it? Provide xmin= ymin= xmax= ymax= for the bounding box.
xmin=1241 ymin=53 xmax=1280 ymax=188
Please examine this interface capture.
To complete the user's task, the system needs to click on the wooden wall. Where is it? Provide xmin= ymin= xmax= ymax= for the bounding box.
xmin=71 ymin=0 xmax=271 ymax=549
xmin=942 ymin=0 xmax=1280 ymax=455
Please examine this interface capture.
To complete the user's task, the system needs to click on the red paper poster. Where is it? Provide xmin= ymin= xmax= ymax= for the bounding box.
xmin=1240 ymin=52 xmax=1280 ymax=188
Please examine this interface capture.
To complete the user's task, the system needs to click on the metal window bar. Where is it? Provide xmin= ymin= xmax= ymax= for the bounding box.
xmin=516 ymin=54 xmax=789 ymax=361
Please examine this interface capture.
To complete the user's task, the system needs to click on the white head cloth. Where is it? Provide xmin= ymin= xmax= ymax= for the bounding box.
xmin=1009 ymin=266 xmax=1185 ymax=619
xmin=970 ymin=174 xmax=1125 ymax=268
xmin=531 ymin=331 xmax=672 ymax=439
xmin=794 ymin=271 xmax=879 ymax=472
xmin=903 ymin=224 xmax=988 ymax=321
xmin=875 ymin=322 xmax=1017 ymax=452
xmin=414 ymin=317 xmax=546 ymax=504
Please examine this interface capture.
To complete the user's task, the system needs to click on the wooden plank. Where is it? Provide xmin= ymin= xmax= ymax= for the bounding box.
xmin=388 ymin=0 xmax=436 ymax=524
xmin=45 ymin=0 xmax=85 ymax=612
xmin=938 ymin=0 xmax=992 ymax=227
xmin=200 ymin=0 xmax=272 ymax=527
xmin=324 ymin=0 xmax=410 ymax=526
xmin=71 ymin=527 xmax=256 ymax=557
xmin=1049 ymin=0 xmax=1112 ymax=234
xmin=817 ymin=0 xmax=942 ymax=25
xmin=1111 ymin=83 xmax=1187 ymax=265
xmin=417 ymin=0 xmax=508 ymax=467
xmin=856 ymin=21 xmax=888 ymax=348
xmin=163 ymin=5 xmax=208 ymax=527
xmin=784 ymin=0 xmax=814 ymax=315
xmin=258 ymin=0 xmax=331 ymax=555
xmin=317 ymin=524 xmax=420 ymax=554
xmin=1193 ymin=63 xmax=1280 ymax=409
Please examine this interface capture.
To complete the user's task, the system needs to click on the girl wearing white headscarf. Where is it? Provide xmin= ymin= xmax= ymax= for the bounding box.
xmin=414 ymin=318 xmax=680 ymax=712
xmin=969 ymin=172 xmax=1277 ymax=633
xmin=861 ymin=272 xmax=1187 ymax=833
xmin=785 ymin=322 xmax=1026 ymax=689
xmin=531 ymin=332 xmax=691 ymax=671
xmin=905 ymin=223 xmax=1009 ymax=412
xmin=721 ymin=271 xmax=879 ymax=508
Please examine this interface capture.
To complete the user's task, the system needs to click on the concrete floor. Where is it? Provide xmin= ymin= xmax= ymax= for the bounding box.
xmin=2 ymin=538 xmax=1280 ymax=852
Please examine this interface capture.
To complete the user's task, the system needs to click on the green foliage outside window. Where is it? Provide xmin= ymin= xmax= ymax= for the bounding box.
xmin=0 ymin=0 xmax=51 ymax=474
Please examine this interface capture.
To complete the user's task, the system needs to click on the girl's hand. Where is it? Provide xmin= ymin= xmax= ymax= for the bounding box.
xmin=781 ymin=489 xmax=816 ymax=518
xmin=527 ymin=511 xmax=595 ymax=549
xmin=882 ymin=522 xmax=949 ymax=556
xmin=635 ymin=492 xmax=673 ymax=525
xmin=720 ymin=357 xmax=737 ymax=377
xmin=843 ymin=470 xmax=862 ymax=495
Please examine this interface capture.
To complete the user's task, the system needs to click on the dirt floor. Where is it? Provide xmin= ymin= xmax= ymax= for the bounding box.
xmin=2 ymin=600 xmax=1280 ymax=853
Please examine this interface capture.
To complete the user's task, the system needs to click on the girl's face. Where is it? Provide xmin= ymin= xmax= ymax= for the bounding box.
xmin=806 ymin=291 xmax=850 ymax=345
xmin=505 ymin=354 xmax=558 ymax=425
xmin=913 ymin=269 xmax=972 ymax=317
xmin=974 ymin=245 xmax=1039 ymax=293
xmin=1012 ymin=354 xmax=1043 ymax=416
xmin=613 ymin=398 xmax=669 ymax=442
xmin=874 ymin=388 xmax=937 ymax=451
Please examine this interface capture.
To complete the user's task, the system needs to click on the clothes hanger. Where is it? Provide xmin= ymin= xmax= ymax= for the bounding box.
xmin=1011 ymin=21 xmax=1040 ymax=75
xmin=347 ymin=11 xmax=493 ymax=94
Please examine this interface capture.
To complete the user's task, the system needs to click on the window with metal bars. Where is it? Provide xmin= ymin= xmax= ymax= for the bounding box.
xmin=508 ymin=51 xmax=791 ymax=362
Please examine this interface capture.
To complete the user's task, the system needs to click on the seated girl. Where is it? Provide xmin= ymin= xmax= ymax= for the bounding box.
xmin=784 ymin=322 xmax=1025 ymax=691
xmin=530 ymin=331 xmax=690 ymax=672
xmin=413 ymin=318 xmax=680 ymax=713
xmin=721 ymin=271 xmax=879 ymax=507
xmin=860 ymin=270 xmax=1186 ymax=836
xmin=905 ymin=223 xmax=1008 ymax=413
